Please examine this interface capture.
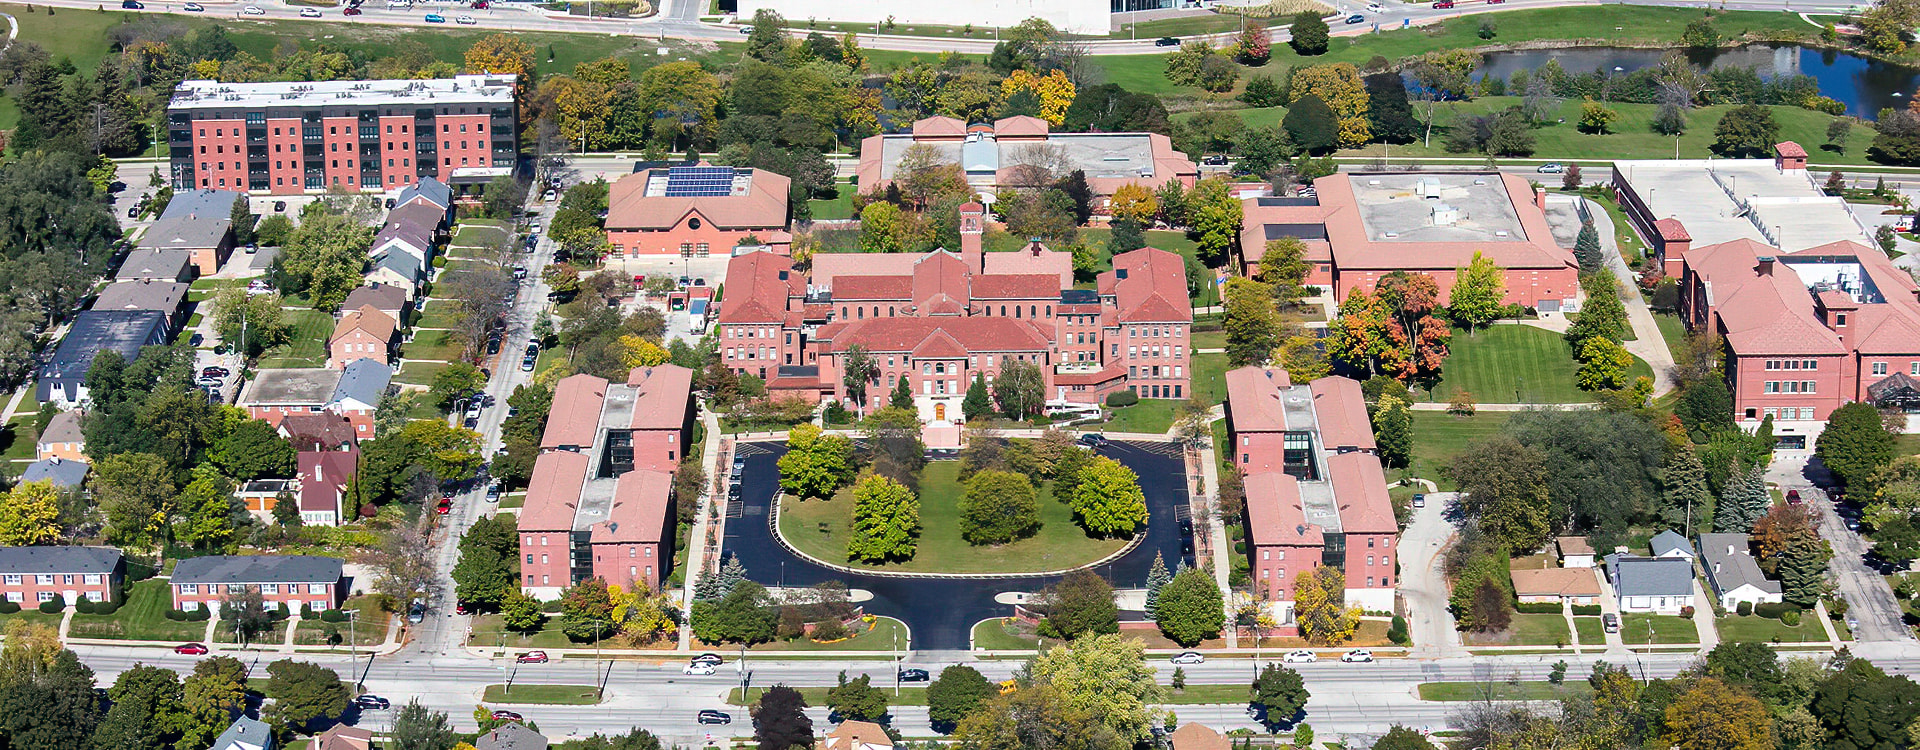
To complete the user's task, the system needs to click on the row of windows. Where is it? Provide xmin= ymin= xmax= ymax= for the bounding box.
xmin=1128 ymin=346 xmax=1184 ymax=360
xmin=1762 ymin=381 xmax=1818 ymax=394
xmin=1763 ymin=407 xmax=1819 ymax=420
xmin=1129 ymin=326 xmax=1184 ymax=338
xmin=1129 ymin=365 xmax=1182 ymax=379
xmin=1 ymin=574 xmax=103 ymax=585
xmin=205 ymin=123 xmax=489 ymax=138
xmin=176 ymin=583 xmax=328 ymax=594
xmin=1763 ymin=359 xmax=1819 ymax=371
xmin=1869 ymin=361 xmax=1920 ymax=376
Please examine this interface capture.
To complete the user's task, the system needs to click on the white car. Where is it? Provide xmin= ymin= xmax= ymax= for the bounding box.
xmin=183 ymin=2 xmax=204 ymax=10
xmin=299 ymin=7 xmax=321 ymax=16
xmin=242 ymin=5 xmax=264 ymax=13
xmin=455 ymin=14 xmax=476 ymax=23
xmin=1170 ymin=652 xmax=1205 ymax=665
xmin=1341 ymin=649 xmax=1374 ymax=663
xmin=1282 ymin=650 xmax=1317 ymax=664
xmin=683 ymin=663 xmax=718 ymax=676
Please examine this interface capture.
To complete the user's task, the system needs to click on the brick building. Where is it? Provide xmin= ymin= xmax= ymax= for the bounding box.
xmin=604 ymin=164 xmax=791 ymax=258
xmin=168 ymin=555 xmax=343 ymax=612
xmin=329 ymin=306 xmax=398 ymax=369
xmin=1225 ymin=366 xmax=1398 ymax=613
xmin=857 ymin=116 xmax=1197 ymax=204
xmin=0 ymin=546 xmax=124 ymax=606
xmin=236 ymin=359 xmax=389 ymax=439
xmin=518 ymin=366 xmax=693 ymax=600
xmin=166 ymin=75 xmax=516 ymax=196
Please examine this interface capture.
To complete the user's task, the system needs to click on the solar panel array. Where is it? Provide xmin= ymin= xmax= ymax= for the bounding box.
xmin=663 ymin=166 xmax=737 ymax=197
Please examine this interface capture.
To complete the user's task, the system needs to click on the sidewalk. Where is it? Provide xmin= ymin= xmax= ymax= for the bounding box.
xmin=678 ymin=408 xmax=726 ymax=652
xmin=1578 ymin=196 xmax=1678 ymax=396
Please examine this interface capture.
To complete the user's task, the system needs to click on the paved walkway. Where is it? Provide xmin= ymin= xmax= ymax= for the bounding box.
xmin=1195 ymin=408 xmax=1233 ymax=646
xmin=677 ymin=408 xmax=725 ymax=652
xmin=1574 ymin=195 xmax=1677 ymax=396
xmin=1815 ymin=601 xmax=1843 ymax=649
xmin=1689 ymin=580 xmax=1720 ymax=651
xmin=1561 ymin=602 xmax=1585 ymax=655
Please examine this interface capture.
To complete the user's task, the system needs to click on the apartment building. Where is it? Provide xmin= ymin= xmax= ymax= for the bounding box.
xmin=0 ymin=546 xmax=124 ymax=606
xmin=169 ymin=555 xmax=343 ymax=612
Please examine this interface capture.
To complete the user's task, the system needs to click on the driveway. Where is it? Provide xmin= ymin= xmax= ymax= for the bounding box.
xmin=1770 ymin=454 xmax=1911 ymax=644
xmin=721 ymin=440 xmax=1189 ymax=651
xmin=1397 ymin=492 xmax=1465 ymax=657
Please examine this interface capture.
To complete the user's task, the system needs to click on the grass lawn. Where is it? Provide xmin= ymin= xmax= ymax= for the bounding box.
xmin=483 ymin=684 xmax=604 ymax=705
xmin=1191 ymin=352 xmax=1230 ymax=406
xmin=1717 ymin=614 xmax=1829 ymax=644
xmin=737 ymin=616 xmax=909 ymax=652
xmin=416 ymin=300 xmax=463 ymax=331
xmin=1424 ymin=324 xmax=1652 ymax=405
xmin=0 ymin=608 xmax=65 ymax=629
xmin=780 ymin=462 xmax=1128 ymax=574
xmin=499 ymin=491 xmax=527 ymax=510
xmin=255 ymin=309 xmax=334 ymax=368
xmin=403 ymin=329 xmax=465 ymax=363
xmin=1573 ymin=616 xmax=1604 ymax=645
xmin=470 ymin=614 xmax=582 ymax=651
xmin=1590 ymin=192 xmax=1649 ymax=264
xmin=1099 ymin=399 xmax=1180 ymax=434
xmin=66 ymin=580 xmax=208 ymax=643
xmin=1192 ymin=330 xmax=1226 ymax=351
xmin=393 ymin=361 xmax=450 ymax=387
xmin=807 ymin=180 xmax=857 ymax=220
xmin=972 ymin=618 xmax=1064 ymax=651
xmin=1622 ymin=613 xmax=1698 ymax=645
xmin=733 ymin=684 xmax=928 ymax=707
xmin=0 ymin=417 xmax=35 ymax=464
xmin=1407 ymin=411 xmax=1512 ymax=490
xmin=1465 ymin=612 xmax=1572 ymax=647
xmin=291 ymin=597 xmax=392 ymax=647
xmin=1417 ymin=681 xmax=1592 ymax=702
xmin=1654 ymin=313 xmax=1687 ymax=364
xmin=214 ymin=619 xmax=289 ymax=646
xmin=449 ymin=224 xmax=510 ymax=251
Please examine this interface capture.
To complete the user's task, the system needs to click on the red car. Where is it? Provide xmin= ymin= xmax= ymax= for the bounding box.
xmin=436 ymin=497 xmax=453 ymax=515
xmin=470 ymin=0 xmax=487 ymax=7
xmin=516 ymin=651 xmax=549 ymax=664
xmin=491 ymin=709 xmax=524 ymax=721
xmin=1431 ymin=1 xmax=1453 ymax=6
xmin=1787 ymin=489 xmax=1802 ymax=504
xmin=174 ymin=643 xmax=209 ymax=655
xmin=343 ymin=6 xmax=360 ymax=13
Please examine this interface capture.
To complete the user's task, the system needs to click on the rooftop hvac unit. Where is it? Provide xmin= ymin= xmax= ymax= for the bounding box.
xmin=1431 ymin=204 xmax=1459 ymax=225
xmin=1418 ymin=178 xmax=1444 ymax=198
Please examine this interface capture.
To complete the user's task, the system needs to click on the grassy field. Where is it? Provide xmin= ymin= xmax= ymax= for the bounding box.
xmin=255 ymin=309 xmax=334 ymax=369
xmin=403 ymin=329 xmax=465 ymax=363
xmin=470 ymin=614 xmax=582 ymax=651
xmin=735 ymin=616 xmax=909 ymax=652
xmin=1622 ymin=613 xmax=1698 ymax=645
xmin=732 ymin=684 xmax=928 ymax=707
xmin=807 ymin=180 xmax=857 ymax=220
xmin=1407 ymin=410 xmax=1511 ymax=489
xmin=1424 ymin=324 xmax=1653 ymax=405
xmin=1417 ymin=680 xmax=1592 ymax=702
xmin=393 ymin=360 xmax=450 ymax=387
xmin=1465 ymin=612 xmax=1572 ymax=647
xmin=484 ymin=684 xmax=603 ymax=705
xmin=1191 ymin=352 xmax=1229 ymax=406
xmin=779 ymin=461 xmax=1128 ymax=574
xmin=1717 ymin=614 xmax=1829 ymax=643
xmin=1654 ymin=313 xmax=1687 ymax=365
xmin=1572 ymin=616 xmax=1604 ymax=645
xmin=0 ymin=607 xmax=66 ymax=629
xmin=66 ymin=580 xmax=208 ymax=643
xmin=972 ymin=618 xmax=1064 ymax=651
xmin=1101 ymin=399 xmax=1181 ymax=434
xmin=290 ymin=597 xmax=392 ymax=647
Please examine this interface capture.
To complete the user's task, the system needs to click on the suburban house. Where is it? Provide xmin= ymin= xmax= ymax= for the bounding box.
xmin=395 ymin=177 xmax=455 ymax=222
xmin=518 ymin=366 xmax=693 ymax=599
xmin=136 ymin=211 xmax=233 ymax=276
xmin=20 ymin=458 xmax=88 ymax=489
xmin=1167 ymin=724 xmax=1231 ymax=750
xmin=1237 ymin=172 xmax=1579 ymax=311
xmin=35 ymin=410 xmax=86 ymax=462
xmin=236 ymin=359 xmax=390 ymax=439
xmin=1697 ymin=533 xmax=1785 ymax=609
xmin=37 ymin=310 xmax=171 ymax=406
xmin=169 ymin=555 xmax=344 ymax=612
xmin=1226 ymin=366 xmax=1397 ymax=613
xmin=288 ymin=449 xmax=357 ymax=526
xmin=1511 ymin=567 xmax=1603 ymax=606
xmin=340 ymin=284 xmax=408 ymax=322
xmin=1649 ymin=530 xmax=1696 ymax=560
xmin=857 ymin=116 xmax=1197 ymax=205
xmin=313 ymin=726 xmax=374 ymax=750
xmin=1604 ymin=554 xmax=1697 ymax=615
xmin=0 ymin=546 xmax=124 ymax=605
xmin=821 ymin=721 xmax=892 ymax=750
xmin=211 ymin=717 xmax=272 ymax=750
xmin=329 ymin=306 xmax=399 ymax=369
xmin=1556 ymin=536 xmax=1595 ymax=568
xmin=475 ymin=724 xmax=548 ymax=750
xmin=93 ymin=280 xmax=191 ymax=333
xmin=115 ymin=248 xmax=196 ymax=283
xmin=604 ymin=163 xmax=792 ymax=257
xmin=236 ymin=479 xmax=298 ymax=520
xmin=278 ymin=413 xmax=359 ymax=452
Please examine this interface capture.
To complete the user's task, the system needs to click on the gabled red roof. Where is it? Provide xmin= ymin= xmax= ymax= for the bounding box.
xmin=971 ymin=273 xmax=1059 ymax=300
xmin=912 ymin=116 xmax=966 ymax=139
xmin=1655 ymin=218 xmax=1690 ymax=242
xmin=1328 ymin=452 xmax=1397 ymax=534
xmin=1225 ymin=366 xmax=1291 ymax=433
xmin=1775 ymin=141 xmax=1808 ymax=158
xmin=297 ymin=448 xmax=357 ymax=516
xmin=1309 ymin=376 xmax=1375 ymax=452
xmin=1685 ymin=239 xmax=1846 ymax=356
xmin=1244 ymin=472 xmax=1321 ymax=547
xmin=911 ymin=329 xmax=969 ymax=359
xmin=627 ymin=364 xmax=693 ymax=431
xmin=828 ymin=317 xmax=1051 ymax=354
xmin=1103 ymin=247 xmax=1191 ymax=323
xmin=716 ymin=251 xmax=798 ymax=325
xmin=913 ymin=251 xmax=971 ymax=315
xmin=590 ymin=469 xmax=672 ymax=544
xmin=522 ymin=451 xmax=591 ymax=532
xmin=834 ymin=275 xmax=912 ymax=300
xmin=542 ymin=374 xmax=608 ymax=450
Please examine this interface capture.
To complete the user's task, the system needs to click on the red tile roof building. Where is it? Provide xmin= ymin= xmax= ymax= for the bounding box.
xmin=716 ymin=205 xmax=1194 ymax=421
xmin=1239 ymin=172 xmax=1578 ymax=311
xmin=604 ymin=164 xmax=791 ymax=257
xmin=1225 ymin=366 xmax=1397 ymax=614
xmin=518 ymin=365 xmax=693 ymax=599
xmin=1678 ymin=238 xmax=1920 ymax=446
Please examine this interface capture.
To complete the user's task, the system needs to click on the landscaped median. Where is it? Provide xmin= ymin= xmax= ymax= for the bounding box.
xmin=483 ymin=684 xmax=604 ymax=705
xmin=728 ymin=682 xmax=1271 ymax=707
xmin=970 ymin=617 xmax=1398 ymax=653
xmin=468 ymin=613 xmax=909 ymax=655
xmin=1417 ymin=681 xmax=1592 ymax=702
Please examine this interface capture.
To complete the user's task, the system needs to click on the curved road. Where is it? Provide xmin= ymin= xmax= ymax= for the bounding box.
xmin=722 ymin=440 xmax=1188 ymax=651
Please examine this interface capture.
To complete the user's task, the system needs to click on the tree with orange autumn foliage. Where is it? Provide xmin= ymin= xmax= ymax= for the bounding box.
xmin=1751 ymin=504 xmax=1819 ymax=559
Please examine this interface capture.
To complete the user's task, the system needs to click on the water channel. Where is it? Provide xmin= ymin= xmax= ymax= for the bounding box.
xmin=1474 ymin=44 xmax=1920 ymax=118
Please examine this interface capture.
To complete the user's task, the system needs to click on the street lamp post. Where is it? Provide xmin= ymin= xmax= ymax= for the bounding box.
xmin=348 ymin=609 xmax=361 ymax=690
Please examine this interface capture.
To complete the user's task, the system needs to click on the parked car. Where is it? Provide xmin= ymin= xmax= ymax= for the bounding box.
xmin=1078 ymin=433 xmax=1107 ymax=448
xmin=1412 ymin=493 xmax=1426 ymax=508
xmin=423 ymin=13 xmax=446 ymax=22
xmin=737 ymin=25 xmax=751 ymax=33
xmin=354 ymin=695 xmax=391 ymax=710
xmin=1536 ymin=162 xmax=1566 ymax=174
xmin=1170 ymin=651 xmax=1205 ymax=665
xmin=183 ymin=2 xmax=204 ymax=10
xmin=1602 ymin=613 xmax=1620 ymax=633
xmin=697 ymin=709 xmax=732 ymax=725
xmin=683 ymin=664 xmax=718 ymax=676
xmin=471 ymin=0 xmax=488 ymax=6
xmin=486 ymin=483 xmax=501 ymax=502
xmin=898 ymin=668 xmax=931 ymax=682
xmin=1201 ymin=154 xmax=1228 ymax=166
xmin=273 ymin=200 xmax=287 ymax=212
xmin=343 ymin=7 xmax=362 ymax=14
xmin=1345 ymin=13 xmax=1365 ymax=23
xmin=490 ymin=710 xmax=523 ymax=721
xmin=201 ymin=366 xmax=229 ymax=378
xmin=436 ymin=497 xmax=453 ymax=515
xmin=1786 ymin=489 xmax=1802 ymax=504
xmin=516 ymin=651 xmax=548 ymax=664
xmin=1282 ymin=650 xmax=1318 ymax=663
xmin=690 ymin=653 xmax=723 ymax=667
xmin=521 ymin=354 xmax=537 ymax=372
xmin=127 ymin=205 xmax=142 ymax=218
xmin=120 ymin=0 xmax=144 ymax=9
xmin=1341 ymin=649 xmax=1374 ymax=663
xmin=300 ymin=7 xmax=322 ymax=16
xmin=174 ymin=643 xmax=209 ymax=655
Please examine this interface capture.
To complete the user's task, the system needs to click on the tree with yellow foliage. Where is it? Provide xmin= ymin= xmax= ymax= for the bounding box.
xmin=1000 ymin=69 xmax=1078 ymax=126
xmin=1290 ymin=63 xmax=1372 ymax=148
xmin=0 ymin=480 xmax=63 ymax=546
xmin=610 ymin=582 xmax=679 ymax=645
xmin=1662 ymin=678 xmax=1774 ymax=750
xmin=614 ymin=336 xmax=670 ymax=369
xmin=1292 ymin=566 xmax=1362 ymax=645
xmin=463 ymin=34 xmax=536 ymax=80
xmin=1108 ymin=183 xmax=1159 ymax=227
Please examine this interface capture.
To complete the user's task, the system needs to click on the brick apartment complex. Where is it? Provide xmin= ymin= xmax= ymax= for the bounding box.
xmin=167 ymin=75 xmax=516 ymax=195
xmin=604 ymin=164 xmax=792 ymax=257
xmin=1677 ymin=237 xmax=1920 ymax=448
xmin=0 ymin=546 xmax=124 ymax=606
xmin=518 ymin=366 xmax=694 ymax=600
xmin=1225 ymin=367 xmax=1397 ymax=613
xmin=857 ymin=116 xmax=1197 ymax=205
xmin=715 ymin=206 xmax=1193 ymax=421
xmin=237 ymin=359 xmax=389 ymax=440
xmin=1239 ymin=172 xmax=1579 ymax=311
xmin=169 ymin=555 xmax=343 ymax=612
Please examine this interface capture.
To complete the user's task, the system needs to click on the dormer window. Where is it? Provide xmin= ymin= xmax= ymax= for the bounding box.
xmin=1837 ymin=313 xmax=1848 ymax=326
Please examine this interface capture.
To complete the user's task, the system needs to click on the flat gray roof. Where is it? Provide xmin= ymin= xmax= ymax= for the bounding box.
xmin=1614 ymin=159 xmax=1867 ymax=252
xmin=1350 ymin=173 xmax=1528 ymax=244
xmin=872 ymin=132 xmax=1162 ymax=183
xmin=240 ymin=368 xmax=340 ymax=406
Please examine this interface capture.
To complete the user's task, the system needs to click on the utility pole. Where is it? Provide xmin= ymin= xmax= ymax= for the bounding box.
xmin=348 ymin=609 xmax=360 ymax=690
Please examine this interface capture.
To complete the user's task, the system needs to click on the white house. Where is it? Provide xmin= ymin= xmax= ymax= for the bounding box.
xmin=1697 ymin=533 xmax=1785 ymax=609
xmin=1606 ymin=553 xmax=1697 ymax=615
xmin=1649 ymin=530 xmax=1695 ymax=560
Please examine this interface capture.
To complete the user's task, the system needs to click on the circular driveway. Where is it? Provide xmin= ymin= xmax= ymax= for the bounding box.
xmin=720 ymin=440 xmax=1190 ymax=651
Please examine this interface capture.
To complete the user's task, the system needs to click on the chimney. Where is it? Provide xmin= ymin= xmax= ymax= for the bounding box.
xmin=1533 ymin=185 xmax=1547 ymax=212
xmin=1756 ymin=256 xmax=1775 ymax=276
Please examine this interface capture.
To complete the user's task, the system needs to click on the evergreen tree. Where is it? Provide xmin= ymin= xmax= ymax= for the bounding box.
xmin=1371 ymin=395 xmax=1413 ymax=469
xmin=1364 ymin=73 xmax=1419 ymax=144
xmin=1779 ymin=537 xmax=1831 ymax=606
xmin=1282 ymin=94 xmax=1339 ymax=154
xmin=1144 ymin=553 xmax=1173 ymax=618
xmin=1107 ymin=219 xmax=1145 ymax=259
xmin=889 ymin=377 xmax=915 ymax=411
xmin=1287 ymin=10 xmax=1330 ymax=55
xmin=1676 ymin=379 xmax=1738 ymax=441
xmin=1660 ymin=447 xmax=1714 ymax=533
xmin=1573 ymin=222 xmax=1604 ymax=272
xmin=1713 ymin=462 xmax=1769 ymax=533
xmin=962 ymin=373 xmax=994 ymax=422
xmin=714 ymin=556 xmax=747 ymax=596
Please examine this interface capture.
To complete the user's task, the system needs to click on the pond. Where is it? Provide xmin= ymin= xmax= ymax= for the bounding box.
xmin=1474 ymin=44 xmax=1920 ymax=118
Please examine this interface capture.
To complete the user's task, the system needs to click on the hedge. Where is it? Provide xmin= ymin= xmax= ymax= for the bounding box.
xmin=1105 ymin=390 xmax=1140 ymax=408
xmin=320 ymin=609 xmax=349 ymax=623
xmin=1754 ymin=602 xmax=1804 ymax=620
xmin=1570 ymin=605 xmax=1602 ymax=616
xmin=38 ymin=594 xmax=65 ymax=613
xmin=1516 ymin=602 xmax=1564 ymax=614
xmin=1736 ymin=601 xmax=1754 ymax=616
xmin=0 ymin=600 xmax=19 ymax=614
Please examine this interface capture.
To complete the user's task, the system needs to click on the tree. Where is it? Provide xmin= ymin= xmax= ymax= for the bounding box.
xmin=1714 ymin=462 xmax=1770 ymax=533
xmin=778 ymin=424 xmax=856 ymax=500
xmin=1251 ymin=663 xmax=1309 ymax=727
xmin=1223 ymin=277 xmax=1284 ymax=367
xmin=94 ymin=452 xmax=175 ymax=553
xmin=390 ymin=700 xmax=459 ymax=750
xmin=1069 ymin=457 xmax=1148 ymax=537
xmin=1258 ymin=237 xmax=1313 ymax=307
xmin=1372 ymin=395 xmax=1412 ymax=468
xmin=1578 ymin=99 xmax=1619 ymax=134
xmin=1154 ymin=568 xmax=1224 ymax=647
xmin=1713 ymin=104 xmax=1781 ymax=158
xmin=1662 ymin=678 xmax=1773 ymax=750
xmin=209 ymin=419 xmax=294 ymax=481
xmin=271 ymin=213 xmax=373 ymax=312
xmin=211 ymin=288 xmax=291 ymax=358
xmin=1661 ymin=447 xmax=1715 ymax=532
xmin=960 ymin=470 xmax=1042 ymax=545
xmin=1574 ymin=223 xmax=1605 ymax=272
xmin=1188 ymin=178 xmax=1242 ymax=265
xmin=1143 ymin=553 xmax=1173 ymax=619
xmin=1575 ymin=337 xmax=1633 ymax=392
xmin=1652 ymin=102 xmax=1689 ymax=136
xmin=690 ymin=581 xmax=777 ymax=644
xmin=1233 ymin=126 xmax=1294 ymax=178
xmin=1818 ymin=402 xmax=1896 ymax=491
xmin=262 ymin=659 xmax=349 ymax=734
xmin=753 ymin=685 xmax=814 ymax=750
xmin=1566 ymin=272 xmax=1629 ymax=351
xmin=175 ymin=467 xmax=240 ymax=552
xmin=560 ymin=577 xmax=617 ymax=642
xmin=1811 ymin=659 xmax=1920 ymax=750
xmin=1242 ymin=74 xmax=1286 ymax=108
xmin=952 ymin=683 xmax=1120 ymax=750
xmin=1293 ymin=566 xmax=1362 ymax=645
xmin=1562 ymin=163 xmax=1584 ymax=192
xmin=500 ymin=591 xmax=545 ymax=633
xmin=1288 ymin=11 xmax=1330 ymax=55
xmin=993 ymin=360 xmax=1047 ymax=420
xmin=1677 ymin=378 xmax=1738 ymax=441
xmin=1050 ymin=446 xmax=1093 ymax=506
xmin=1372 ymin=726 xmax=1438 ymax=750
xmin=178 ymin=657 xmax=248 ymax=750
xmin=1449 ymin=251 xmax=1507 ymax=330
xmin=888 ymin=376 xmax=914 ymax=411
xmin=1030 ymin=633 xmax=1165 ymax=743
xmin=960 ymin=373 xmax=995 ymax=423
xmin=926 ymin=665 xmax=995 ymax=733
xmin=1282 ymin=94 xmax=1339 ymax=155
xmin=847 ymin=474 xmax=920 ymax=562
xmin=1780 ymin=536 xmax=1831 ymax=606
xmin=1448 ymin=437 xmax=1551 ymax=553
xmin=1828 ymin=117 xmax=1855 ymax=154
xmin=1035 ymin=569 xmax=1118 ymax=639
xmin=824 ymin=673 xmax=888 ymax=723
xmin=0 ymin=480 xmax=62 ymax=546
xmin=1364 ymin=73 xmax=1419 ymax=144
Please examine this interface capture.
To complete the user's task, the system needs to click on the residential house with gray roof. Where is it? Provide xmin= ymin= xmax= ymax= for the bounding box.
xmin=475 ymin=723 xmax=548 ymax=750
xmin=1605 ymin=553 xmax=1697 ymax=615
xmin=1697 ymin=533 xmax=1785 ymax=609
xmin=160 ymin=189 xmax=244 ymax=223
xmin=93 ymin=279 xmax=191 ymax=333
xmin=20 ymin=457 xmax=88 ymax=489
xmin=137 ymin=212 xmax=234 ymax=275
xmin=170 ymin=555 xmax=343 ymax=612
xmin=37 ymin=310 xmax=171 ymax=406
xmin=36 ymin=410 xmax=86 ymax=462
xmin=1649 ymin=530 xmax=1695 ymax=560
xmin=210 ymin=716 xmax=272 ymax=750
xmin=115 ymin=248 xmax=195 ymax=282
xmin=0 ymin=546 xmax=124 ymax=606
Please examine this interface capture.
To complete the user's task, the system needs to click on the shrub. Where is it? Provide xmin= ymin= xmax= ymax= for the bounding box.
xmin=811 ymin=618 xmax=851 ymax=642
xmin=1753 ymin=602 xmax=1800 ymax=620
xmin=191 ymin=606 xmax=212 ymax=621
xmin=1570 ymin=605 xmax=1602 ymax=616
xmin=320 ymin=609 xmax=349 ymax=623
xmin=74 ymin=601 xmax=94 ymax=615
xmin=37 ymin=593 xmax=65 ymax=613
xmin=1105 ymin=390 xmax=1139 ymax=407
xmin=1515 ymin=602 xmax=1564 ymax=614
xmin=1736 ymin=601 xmax=1753 ymax=616
xmin=1826 ymin=597 xmax=1850 ymax=617
xmin=0 ymin=600 xmax=20 ymax=614
xmin=300 ymin=603 xmax=314 ymax=619
xmin=1781 ymin=609 xmax=1802 ymax=626
xmin=94 ymin=600 xmax=121 ymax=616
xmin=1387 ymin=615 xmax=1409 ymax=645
xmin=1680 ymin=605 xmax=1695 ymax=619
xmin=166 ymin=609 xmax=187 ymax=621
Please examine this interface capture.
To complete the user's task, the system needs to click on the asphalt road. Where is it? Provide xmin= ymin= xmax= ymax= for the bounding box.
xmin=722 ymin=439 xmax=1189 ymax=650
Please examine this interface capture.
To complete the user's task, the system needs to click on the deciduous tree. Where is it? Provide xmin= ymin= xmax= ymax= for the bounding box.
xmin=1035 ymin=569 xmax=1118 ymax=639
xmin=1154 ymin=568 xmax=1224 ymax=647
xmin=1288 ymin=11 xmax=1329 ymax=55
xmin=752 ymin=685 xmax=814 ymax=750
xmin=847 ymin=474 xmax=920 ymax=562
xmin=1449 ymin=251 xmax=1507 ymax=331
xmin=0 ymin=480 xmax=62 ymax=546
xmin=262 ymin=659 xmax=349 ymax=734
xmin=1662 ymin=678 xmax=1773 ymax=750
xmin=1251 ymin=663 xmax=1309 ymax=728
xmin=960 ymin=470 xmax=1042 ymax=545
xmin=927 ymin=665 xmax=995 ymax=733
xmin=1817 ymin=402 xmax=1895 ymax=491
xmin=1069 ymin=457 xmax=1147 ymax=537
xmin=1292 ymin=566 xmax=1362 ymax=645
xmin=1030 ymin=633 xmax=1166 ymax=743
xmin=1449 ymin=437 xmax=1551 ymax=553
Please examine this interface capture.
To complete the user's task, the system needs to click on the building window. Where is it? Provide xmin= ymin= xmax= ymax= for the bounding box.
xmin=37 ymin=591 xmax=54 ymax=602
xmin=1875 ymin=362 xmax=1889 ymax=376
